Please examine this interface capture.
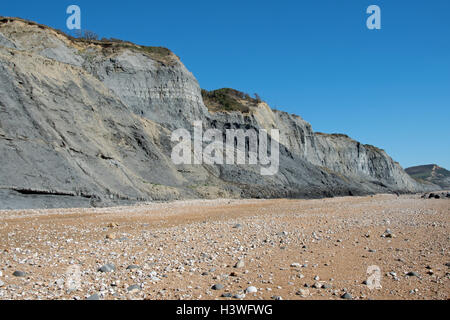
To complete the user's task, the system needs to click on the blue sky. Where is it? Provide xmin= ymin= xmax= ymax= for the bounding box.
xmin=2 ymin=0 xmax=449 ymax=169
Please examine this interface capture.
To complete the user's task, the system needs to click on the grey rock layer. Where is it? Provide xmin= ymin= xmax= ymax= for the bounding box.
xmin=0 ymin=18 xmax=438 ymax=209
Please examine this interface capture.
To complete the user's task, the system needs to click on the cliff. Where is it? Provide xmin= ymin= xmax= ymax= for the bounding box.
xmin=406 ymin=165 xmax=450 ymax=189
xmin=0 ymin=17 xmax=437 ymax=209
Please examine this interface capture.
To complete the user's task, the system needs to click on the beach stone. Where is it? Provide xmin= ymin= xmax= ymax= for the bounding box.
xmin=212 ymin=284 xmax=224 ymax=290
xmin=246 ymin=286 xmax=257 ymax=294
xmin=296 ymin=288 xmax=310 ymax=297
xmin=98 ymin=264 xmax=116 ymax=273
xmin=126 ymin=265 xmax=140 ymax=270
xmin=13 ymin=271 xmax=26 ymax=277
xmin=86 ymin=293 xmax=100 ymax=300
xmin=341 ymin=292 xmax=353 ymax=300
xmin=235 ymin=260 xmax=245 ymax=269
xmin=127 ymin=284 xmax=141 ymax=292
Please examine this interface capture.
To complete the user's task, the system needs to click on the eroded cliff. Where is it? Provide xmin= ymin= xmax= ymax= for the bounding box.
xmin=0 ymin=17 xmax=436 ymax=209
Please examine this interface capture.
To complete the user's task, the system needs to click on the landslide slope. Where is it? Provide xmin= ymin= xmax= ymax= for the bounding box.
xmin=406 ymin=164 xmax=450 ymax=189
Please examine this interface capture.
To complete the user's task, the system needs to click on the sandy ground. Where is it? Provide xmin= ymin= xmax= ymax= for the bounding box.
xmin=0 ymin=194 xmax=448 ymax=300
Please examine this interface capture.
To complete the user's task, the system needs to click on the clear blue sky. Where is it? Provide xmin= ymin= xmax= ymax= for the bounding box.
xmin=2 ymin=0 xmax=449 ymax=169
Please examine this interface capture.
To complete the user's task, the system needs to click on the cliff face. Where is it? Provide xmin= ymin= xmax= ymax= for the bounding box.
xmin=0 ymin=18 xmax=436 ymax=209
xmin=233 ymin=103 xmax=422 ymax=192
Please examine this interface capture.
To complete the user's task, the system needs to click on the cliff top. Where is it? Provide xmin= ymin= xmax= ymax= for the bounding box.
xmin=315 ymin=132 xmax=385 ymax=153
xmin=0 ymin=16 xmax=178 ymax=65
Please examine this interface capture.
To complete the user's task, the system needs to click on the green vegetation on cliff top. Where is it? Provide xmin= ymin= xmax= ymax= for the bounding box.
xmin=201 ymin=88 xmax=262 ymax=113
